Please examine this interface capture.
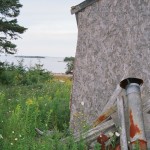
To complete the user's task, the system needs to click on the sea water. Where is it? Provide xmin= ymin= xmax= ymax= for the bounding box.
xmin=0 ymin=55 xmax=67 ymax=73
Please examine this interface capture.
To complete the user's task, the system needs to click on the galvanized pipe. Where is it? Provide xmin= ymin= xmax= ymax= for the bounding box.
xmin=117 ymin=96 xmax=128 ymax=150
xmin=120 ymin=78 xmax=147 ymax=150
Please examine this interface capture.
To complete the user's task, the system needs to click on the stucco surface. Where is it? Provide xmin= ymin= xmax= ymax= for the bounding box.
xmin=70 ymin=0 xmax=150 ymax=137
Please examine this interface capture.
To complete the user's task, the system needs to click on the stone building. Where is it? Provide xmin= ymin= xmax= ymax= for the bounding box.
xmin=70 ymin=0 xmax=150 ymax=147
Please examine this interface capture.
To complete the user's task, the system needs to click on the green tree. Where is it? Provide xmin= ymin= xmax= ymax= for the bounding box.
xmin=0 ymin=0 xmax=27 ymax=54
xmin=64 ymin=56 xmax=75 ymax=62
xmin=64 ymin=57 xmax=74 ymax=74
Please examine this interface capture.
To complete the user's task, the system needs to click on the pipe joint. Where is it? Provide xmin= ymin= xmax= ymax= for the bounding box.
xmin=126 ymin=83 xmax=140 ymax=95
xmin=120 ymin=77 xmax=147 ymax=150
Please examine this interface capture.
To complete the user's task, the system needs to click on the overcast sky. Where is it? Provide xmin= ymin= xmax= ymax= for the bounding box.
xmin=15 ymin=0 xmax=83 ymax=57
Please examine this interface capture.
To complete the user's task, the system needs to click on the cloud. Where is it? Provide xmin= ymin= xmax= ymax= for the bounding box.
xmin=15 ymin=0 xmax=82 ymax=57
xmin=27 ymin=24 xmax=77 ymax=35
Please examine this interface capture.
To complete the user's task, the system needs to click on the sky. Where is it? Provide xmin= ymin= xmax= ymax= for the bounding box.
xmin=15 ymin=0 xmax=83 ymax=57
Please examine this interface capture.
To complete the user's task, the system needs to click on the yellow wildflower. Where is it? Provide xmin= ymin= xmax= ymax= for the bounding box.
xmin=26 ymin=99 xmax=34 ymax=106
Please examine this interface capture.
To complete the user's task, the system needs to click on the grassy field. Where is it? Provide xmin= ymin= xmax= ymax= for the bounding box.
xmin=0 ymin=62 xmax=94 ymax=150
xmin=1 ymin=62 xmax=140 ymax=150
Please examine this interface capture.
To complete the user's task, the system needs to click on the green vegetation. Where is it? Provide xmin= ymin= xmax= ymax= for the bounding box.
xmin=64 ymin=57 xmax=75 ymax=62
xmin=0 ymin=62 xmax=93 ymax=150
xmin=0 ymin=0 xmax=27 ymax=54
xmin=64 ymin=57 xmax=74 ymax=74
xmin=0 ymin=60 xmax=52 ymax=85
xmin=0 ymin=61 xmax=142 ymax=150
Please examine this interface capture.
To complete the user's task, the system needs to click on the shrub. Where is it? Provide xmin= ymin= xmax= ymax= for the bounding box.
xmin=64 ymin=57 xmax=75 ymax=74
xmin=0 ymin=60 xmax=53 ymax=85
xmin=0 ymin=77 xmax=74 ymax=149
xmin=64 ymin=57 xmax=75 ymax=62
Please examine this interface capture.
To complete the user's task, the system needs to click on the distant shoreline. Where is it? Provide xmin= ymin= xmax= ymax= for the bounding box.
xmin=15 ymin=56 xmax=45 ymax=58
xmin=0 ymin=55 xmax=67 ymax=73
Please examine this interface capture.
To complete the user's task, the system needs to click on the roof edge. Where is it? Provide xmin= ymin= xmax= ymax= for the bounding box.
xmin=71 ymin=0 xmax=99 ymax=15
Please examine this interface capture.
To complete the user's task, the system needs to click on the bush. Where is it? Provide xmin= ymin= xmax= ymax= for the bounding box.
xmin=0 ymin=60 xmax=91 ymax=149
xmin=0 ymin=61 xmax=53 ymax=85
xmin=64 ymin=57 xmax=75 ymax=62
xmin=0 ymin=76 xmax=75 ymax=149
xmin=64 ymin=57 xmax=75 ymax=74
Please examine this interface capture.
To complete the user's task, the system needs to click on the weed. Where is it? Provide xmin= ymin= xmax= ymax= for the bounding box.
xmin=0 ymin=62 xmax=88 ymax=149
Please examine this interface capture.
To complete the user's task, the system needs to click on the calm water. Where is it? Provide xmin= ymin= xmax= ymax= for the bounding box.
xmin=0 ymin=55 xmax=67 ymax=73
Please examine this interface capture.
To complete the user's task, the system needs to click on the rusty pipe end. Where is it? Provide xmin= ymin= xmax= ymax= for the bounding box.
xmin=120 ymin=78 xmax=143 ymax=89
xmin=131 ymin=140 xmax=147 ymax=150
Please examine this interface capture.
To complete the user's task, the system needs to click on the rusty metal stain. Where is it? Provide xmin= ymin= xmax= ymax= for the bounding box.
xmin=131 ymin=139 xmax=147 ymax=150
xmin=115 ymin=144 xmax=121 ymax=150
xmin=97 ymin=134 xmax=109 ymax=150
xmin=93 ymin=105 xmax=116 ymax=127
xmin=97 ymin=134 xmax=122 ymax=150
xmin=138 ymin=140 xmax=147 ymax=150
xmin=98 ymin=114 xmax=107 ymax=123
xmin=93 ymin=114 xmax=107 ymax=127
xmin=130 ymin=110 xmax=141 ymax=138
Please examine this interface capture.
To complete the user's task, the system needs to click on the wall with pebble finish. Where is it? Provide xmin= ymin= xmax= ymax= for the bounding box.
xmin=70 ymin=0 xmax=150 ymax=140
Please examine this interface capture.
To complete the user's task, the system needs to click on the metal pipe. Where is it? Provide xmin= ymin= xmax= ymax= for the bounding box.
xmin=120 ymin=78 xmax=147 ymax=150
xmin=117 ymin=96 xmax=128 ymax=150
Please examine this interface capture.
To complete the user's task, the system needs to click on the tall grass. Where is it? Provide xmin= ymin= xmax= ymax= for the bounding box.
xmin=0 ymin=61 xmax=94 ymax=150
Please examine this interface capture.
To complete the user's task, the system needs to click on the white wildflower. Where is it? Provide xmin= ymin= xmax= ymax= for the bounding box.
xmin=12 ymin=131 xmax=15 ymax=134
xmin=115 ymin=132 xmax=120 ymax=137
xmin=15 ymin=138 xmax=18 ymax=141
xmin=81 ymin=101 xmax=84 ymax=106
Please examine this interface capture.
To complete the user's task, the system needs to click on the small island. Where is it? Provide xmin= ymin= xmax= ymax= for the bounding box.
xmin=15 ymin=56 xmax=45 ymax=58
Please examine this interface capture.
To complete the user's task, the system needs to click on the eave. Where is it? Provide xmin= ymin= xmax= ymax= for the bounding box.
xmin=71 ymin=0 xmax=99 ymax=14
